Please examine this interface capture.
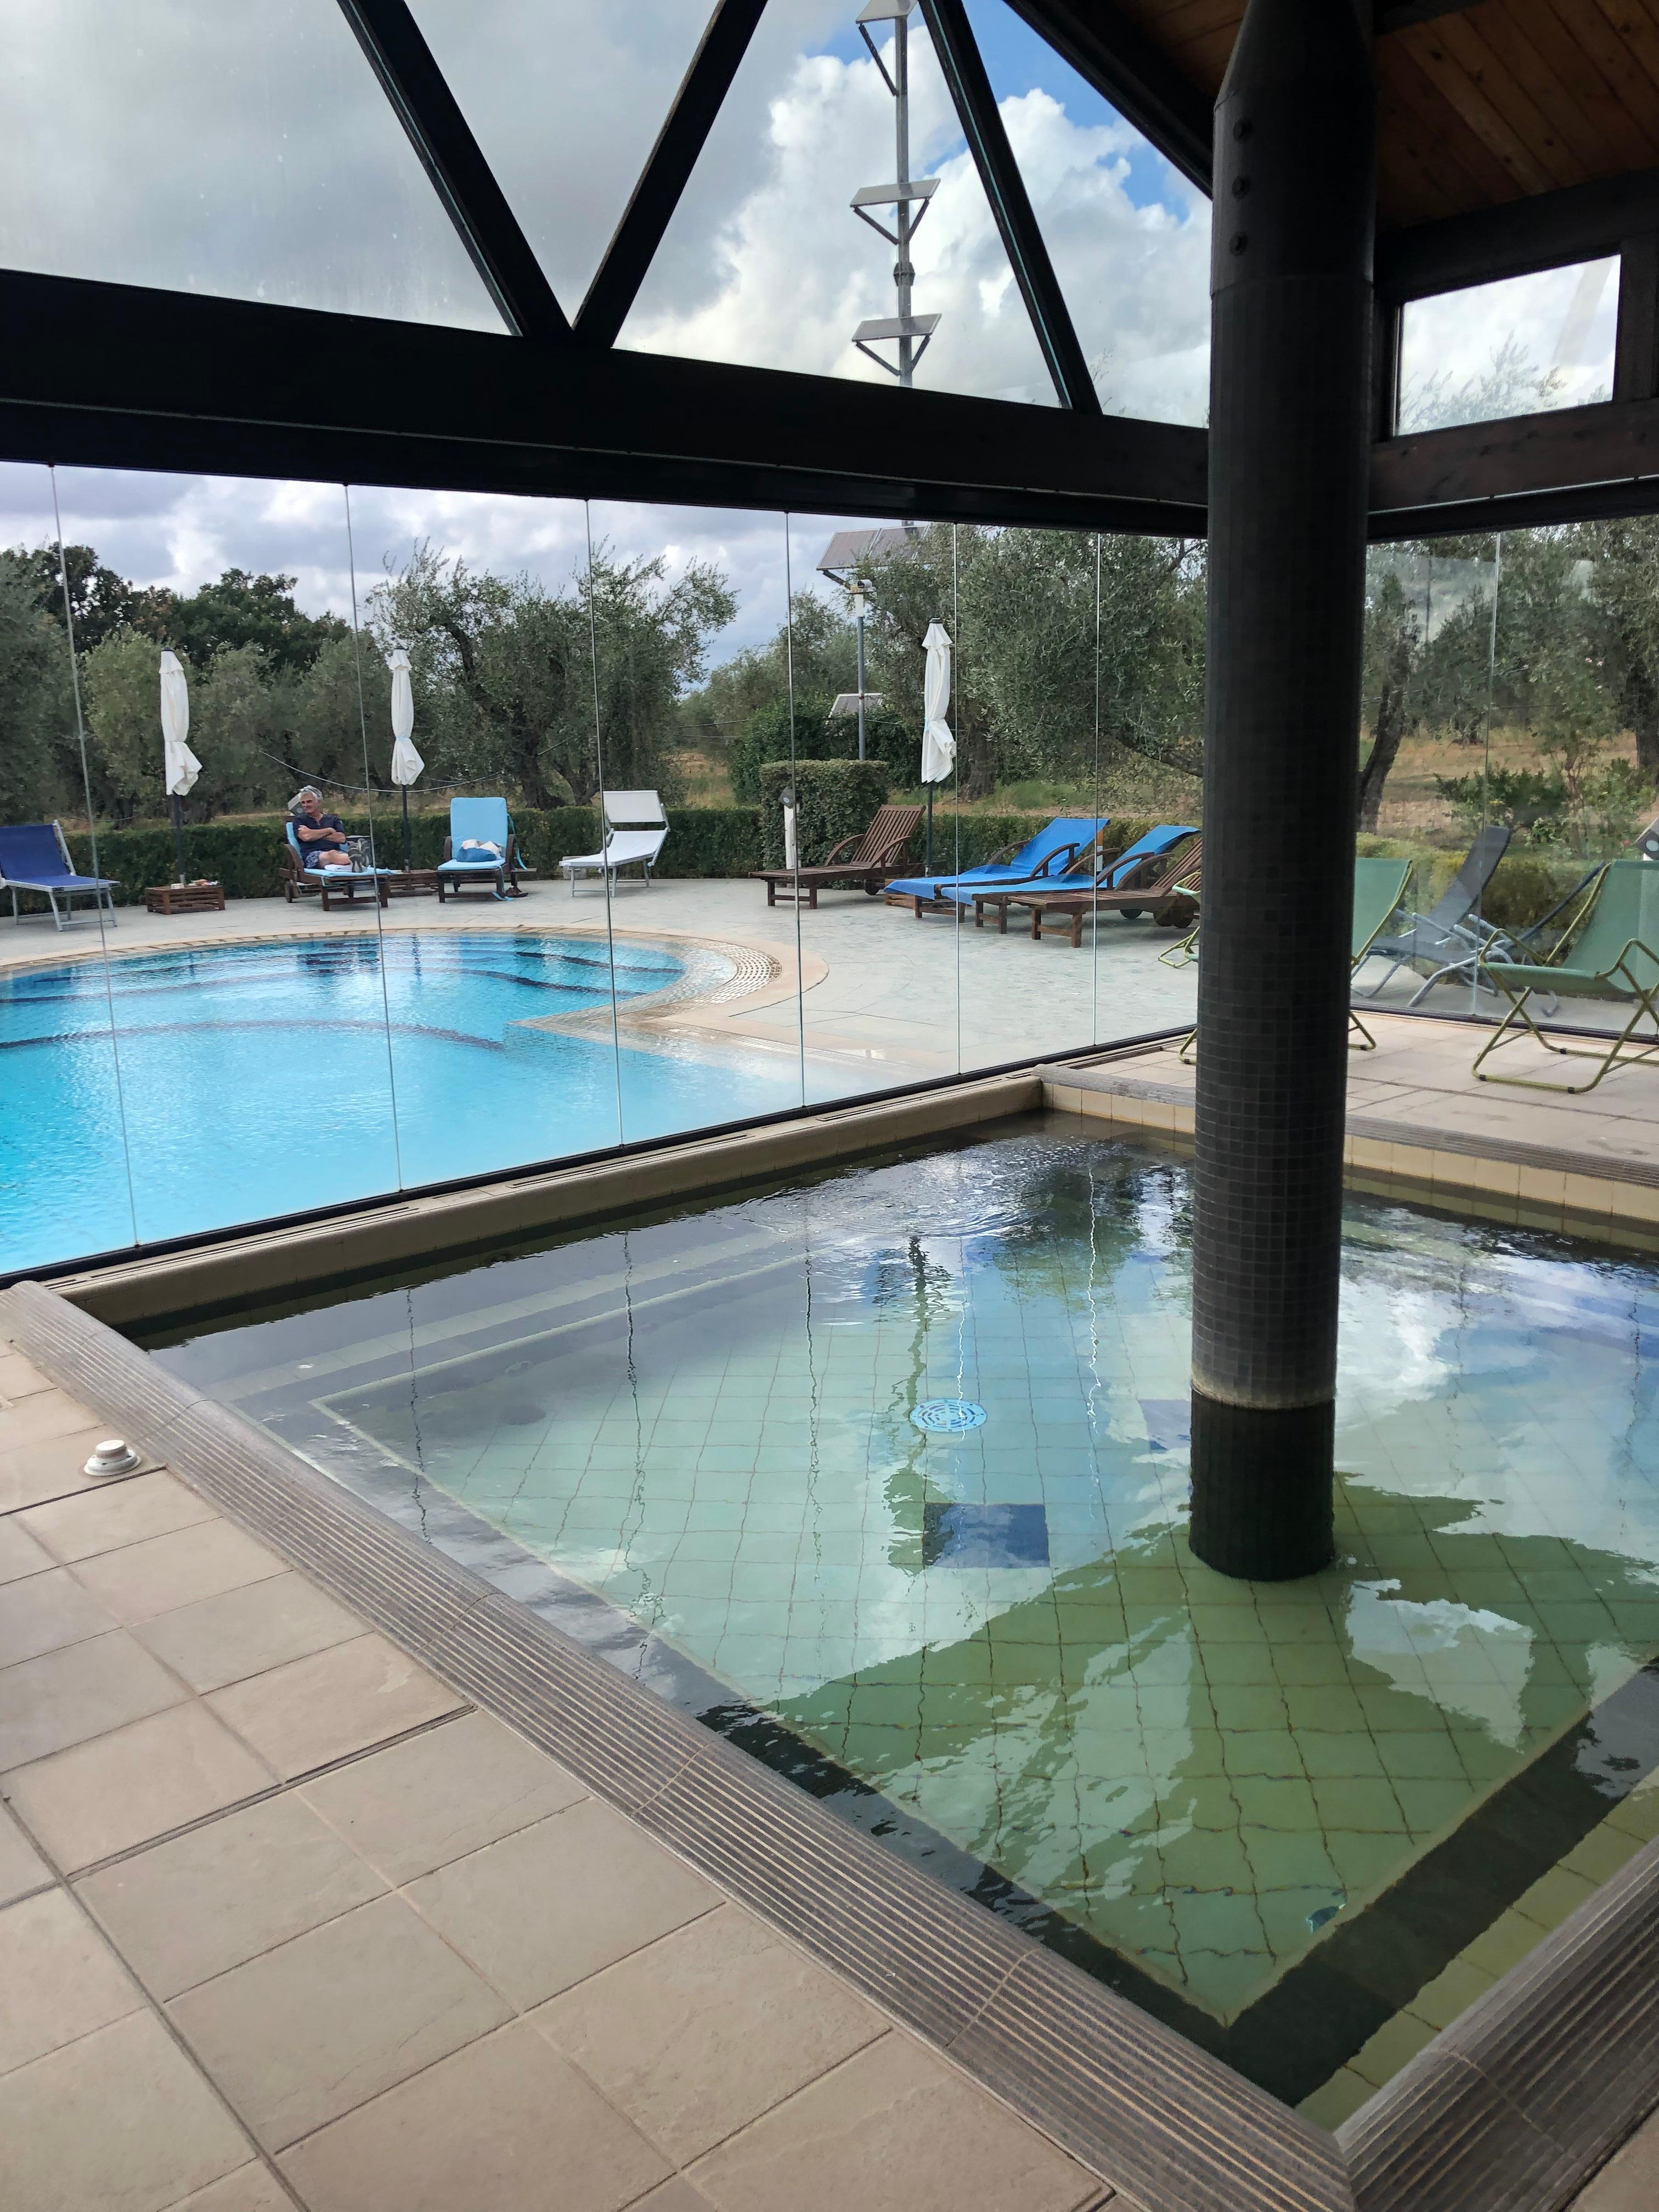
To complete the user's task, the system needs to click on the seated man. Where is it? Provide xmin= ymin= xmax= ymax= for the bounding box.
xmin=290 ymin=788 xmax=353 ymax=871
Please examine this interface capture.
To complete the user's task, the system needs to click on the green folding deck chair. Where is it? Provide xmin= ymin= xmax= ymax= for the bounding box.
xmin=1348 ymin=856 xmax=1413 ymax=1051
xmin=1472 ymin=859 xmax=1659 ymax=1093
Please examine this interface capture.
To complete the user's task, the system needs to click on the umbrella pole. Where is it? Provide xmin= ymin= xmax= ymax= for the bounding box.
xmin=401 ymin=786 xmax=411 ymax=870
xmin=925 ymin=788 xmax=933 ymax=873
xmin=170 ymin=793 xmax=186 ymax=885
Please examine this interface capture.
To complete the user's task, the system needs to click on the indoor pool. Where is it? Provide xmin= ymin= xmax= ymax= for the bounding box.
xmin=0 ymin=931 xmax=816 ymax=1271
xmin=145 ymin=1119 xmax=1659 ymax=2112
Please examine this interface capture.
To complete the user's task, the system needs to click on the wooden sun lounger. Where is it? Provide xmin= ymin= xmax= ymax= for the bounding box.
xmin=1005 ymin=840 xmax=1203 ymax=947
xmin=752 ymin=803 xmax=923 ymax=909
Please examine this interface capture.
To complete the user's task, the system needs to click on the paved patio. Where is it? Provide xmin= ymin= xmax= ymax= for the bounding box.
xmin=0 ymin=1340 xmax=1109 ymax=2212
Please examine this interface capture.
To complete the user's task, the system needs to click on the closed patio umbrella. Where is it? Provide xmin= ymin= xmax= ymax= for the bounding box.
xmin=919 ymin=619 xmax=955 ymax=873
xmin=387 ymin=647 xmax=424 ymax=868
xmin=159 ymin=650 xmax=201 ymax=885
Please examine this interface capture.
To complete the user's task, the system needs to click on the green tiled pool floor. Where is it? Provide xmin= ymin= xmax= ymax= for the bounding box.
xmin=153 ymin=1121 xmax=1659 ymax=2097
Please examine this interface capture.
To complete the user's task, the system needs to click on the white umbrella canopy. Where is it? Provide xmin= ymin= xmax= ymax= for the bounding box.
xmin=920 ymin=620 xmax=956 ymax=784
xmin=387 ymin=648 xmax=424 ymax=787
xmin=159 ymin=651 xmax=201 ymax=798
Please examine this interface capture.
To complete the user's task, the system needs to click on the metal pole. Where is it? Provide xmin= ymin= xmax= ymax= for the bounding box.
xmin=894 ymin=10 xmax=913 ymax=389
xmin=855 ymin=610 xmax=868 ymax=761
xmin=1187 ymin=0 xmax=1375 ymax=1581
xmin=170 ymin=792 xmax=186 ymax=884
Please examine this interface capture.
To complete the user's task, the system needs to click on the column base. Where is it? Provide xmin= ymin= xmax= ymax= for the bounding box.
xmin=1187 ymin=1390 xmax=1335 ymax=1581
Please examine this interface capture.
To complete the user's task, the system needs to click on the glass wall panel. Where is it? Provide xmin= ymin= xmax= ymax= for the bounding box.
xmin=407 ymin=0 xmax=716 ymax=317
xmin=620 ymin=0 xmax=1056 ymax=402
xmin=1398 ymin=259 xmax=1618 ymax=433
xmin=0 ymin=0 xmax=501 ymax=326
xmin=963 ymin=0 xmax=1210 ymax=424
xmin=0 ymin=464 xmax=137 ymax=1273
xmin=345 ymin=483 xmax=627 ymax=1179
xmin=46 ymin=465 xmax=402 ymax=1248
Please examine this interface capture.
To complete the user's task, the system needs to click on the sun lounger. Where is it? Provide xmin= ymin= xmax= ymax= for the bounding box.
xmin=1355 ymin=825 xmax=1514 ymax=1004
xmin=1346 ymin=855 xmax=1413 ymax=1047
xmin=752 ymin=803 xmax=922 ymax=909
xmin=1472 ymin=859 xmax=1659 ymax=1093
xmin=970 ymin=825 xmax=1197 ymax=933
xmin=438 ymin=797 xmax=532 ymax=902
xmin=0 ymin=821 xmax=120 ymax=930
xmin=1009 ymin=839 xmax=1203 ymax=947
xmin=281 ymin=821 xmax=393 ymax=911
xmin=561 ymin=791 xmax=669 ymax=894
xmin=883 ymin=816 xmax=1108 ymax=918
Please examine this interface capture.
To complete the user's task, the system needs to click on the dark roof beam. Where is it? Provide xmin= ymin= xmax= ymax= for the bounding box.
xmin=332 ymin=0 xmax=569 ymax=341
xmin=1001 ymin=0 xmax=1212 ymax=193
xmin=1378 ymin=168 xmax=1659 ymax=300
xmin=577 ymin=0 xmax=769 ymax=349
xmin=918 ymin=0 xmax=1100 ymax=411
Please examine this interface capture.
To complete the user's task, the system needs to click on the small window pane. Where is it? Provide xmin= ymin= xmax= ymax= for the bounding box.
xmin=0 ymin=0 xmax=502 ymax=328
xmin=1398 ymin=259 xmax=1618 ymax=433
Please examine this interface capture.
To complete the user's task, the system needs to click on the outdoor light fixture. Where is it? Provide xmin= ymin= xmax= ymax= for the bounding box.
xmin=850 ymin=0 xmax=941 ymax=385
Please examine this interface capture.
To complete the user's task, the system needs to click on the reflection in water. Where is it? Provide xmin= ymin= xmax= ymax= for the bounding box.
xmin=154 ymin=1127 xmax=1659 ymax=2036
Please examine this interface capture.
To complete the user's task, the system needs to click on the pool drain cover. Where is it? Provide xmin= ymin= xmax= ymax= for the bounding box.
xmin=911 ymin=1399 xmax=986 ymax=1434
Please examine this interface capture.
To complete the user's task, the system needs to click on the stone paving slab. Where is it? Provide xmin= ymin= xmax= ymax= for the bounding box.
xmin=0 ymin=1351 xmax=1108 ymax=2212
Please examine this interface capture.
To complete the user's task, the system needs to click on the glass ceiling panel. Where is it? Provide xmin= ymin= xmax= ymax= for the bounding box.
xmin=1399 ymin=259 xmax=1619 ymax=435
xmin=962 ymin=0 xmax=1210 ymax=426
xmin=620 ymin=0 xmax=1056 ymax=405
xmin=407 ymin=0 xmax=718 ymax=316
xmin=0 ymin=0 xmax=501 ymax=328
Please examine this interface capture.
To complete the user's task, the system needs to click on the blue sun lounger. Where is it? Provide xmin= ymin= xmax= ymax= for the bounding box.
xmin=438 ymin=797 xmax=531 ymax=902
xmin=281 ymin=820 xmax=393 ymax=911
xmin=0 ymin=821 xmax=120 ymax=930
xmin=884 ymin=816 xmax=1108 ymax=918
xmin=957 ymin=821 xmax=1195 ymax=918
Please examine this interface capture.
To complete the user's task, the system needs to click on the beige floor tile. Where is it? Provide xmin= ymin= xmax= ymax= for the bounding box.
xmin=278 ymin=2020 xmax=670 ymax=2212
xmin=207 ymin=1633 xmax=465 ymax=1781
xmin=0 ymin=1390 xmax=104 ymax=1452
xmin=408 ymin=1799 xmax=718 ymax=2010
xmin=0 ymin=1425 xmax=148 ymax=1515
xmin=631 ymin=2186 xmax=716 ymax=2212
xmin=0 ymin=2009 xmax=251 ymax=2212
xmin=0 ymin=1562 xmax=115 ymax=1665
xmin=0 ymin=1888 xmax=143 ymax=2073
xmin=20 ymin=1470 xmax=217 ymax=1564
xmin=687 ymin=2034 xmax=1098 ymax=2212
xmin=170 ymin=1893 xmax=509 ymax=2151
xmin=0 ymin=1630 xmax=188 ymax=1769
xmin=0 ymin=1514 xmax=53 ymax=1585
xmin=301 ymin=1709 xmax=584 ymax=1884
xmin=5 ymin=1702 xmax=274 ymax=1872
xmin=533 ymin=1904 xmax=885 ymax=2163
xmin=0 ymin=1802 xmax=49 ymax=1906
xmin=1571 ymin=2106 xmax=1659 ymax=2211
xmin=71 ymin=1519 xmax=286 ymax=1626
xmin=0 ymin=1350 xmax=54 ymax=1401
xmin=167 ymin=2166 xmax=292 ymax=2211
xmin=80 ymin=1792 xmax=386 ymax=1998
xmin=134 ymin=1570 xmax=362 ymax=1694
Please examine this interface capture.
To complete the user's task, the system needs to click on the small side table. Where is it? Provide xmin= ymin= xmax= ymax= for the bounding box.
xmin=385 ymin=869 xmax=439 ymax=898
xmin=143 ymin=882 xmax=225 ymax=915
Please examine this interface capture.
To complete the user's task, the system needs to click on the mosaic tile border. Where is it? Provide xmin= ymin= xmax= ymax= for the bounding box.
xmin=7 ymin=1276 xmax=1659 ymax=2212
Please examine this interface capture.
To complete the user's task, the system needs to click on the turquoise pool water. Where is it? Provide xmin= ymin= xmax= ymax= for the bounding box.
xmin=147 ymin=1122 xmax=1659 ymax=2107
xmin=0 ymin=932 xmax=813 ymax=1272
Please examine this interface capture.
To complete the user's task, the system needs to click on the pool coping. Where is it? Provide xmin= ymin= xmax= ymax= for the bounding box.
xmin=5 ymin=1274 xmax=1658 ymax=2212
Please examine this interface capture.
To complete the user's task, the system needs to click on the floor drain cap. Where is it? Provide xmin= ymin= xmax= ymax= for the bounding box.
xmin=911 ymin=1400 xmax=987 ymax=1434
xmin=84 ymin=1438 xmax=139 ymax=1478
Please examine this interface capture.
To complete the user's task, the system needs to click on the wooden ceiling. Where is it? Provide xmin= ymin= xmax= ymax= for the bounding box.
xmin=1110 ymin=0 xmax=1659 ymax=230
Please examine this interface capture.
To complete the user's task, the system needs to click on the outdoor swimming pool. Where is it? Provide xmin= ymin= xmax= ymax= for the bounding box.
xmin=0 ymin=932 xmax=816 ymax=1272
xmin=145 ymin=1120 xmax=1659 ymax=2112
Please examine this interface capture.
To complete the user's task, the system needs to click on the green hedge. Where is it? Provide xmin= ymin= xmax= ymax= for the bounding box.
xmin=758 ymin=761 xmax=892 ymax=868
xmin=731 ymin=697 xmax=918 ymax=805
xmin=42 ymin=804 xmax=763 ymax=907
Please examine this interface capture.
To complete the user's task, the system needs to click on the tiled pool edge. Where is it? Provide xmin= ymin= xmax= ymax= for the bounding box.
xmin=1041 ymin=1060 xmax=1659 ymax=1249
xmin=0 ymin=1277 xmax=1350 ymax=2212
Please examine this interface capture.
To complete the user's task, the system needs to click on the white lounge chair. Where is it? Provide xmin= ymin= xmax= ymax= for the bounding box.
xmin=561 ymin=790 xmax=669 ymax=894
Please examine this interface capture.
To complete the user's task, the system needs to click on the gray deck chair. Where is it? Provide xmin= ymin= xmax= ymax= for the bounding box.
xmin=1355 ymin=825 xmax=1513 ymax=1003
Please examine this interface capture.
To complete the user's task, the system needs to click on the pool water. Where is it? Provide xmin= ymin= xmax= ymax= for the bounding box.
xmin=0 ymin=932 xmax=815 ymax=1271
xmin=148 ymin=1120 xmax=1659 ymax=2105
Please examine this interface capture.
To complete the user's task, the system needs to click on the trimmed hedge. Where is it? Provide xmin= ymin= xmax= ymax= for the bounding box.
xmin=731 ymin=697 xmax=918 ymax=805
xmin=45 ymin=804 xmax=764 ymax=907
xmin=759 ymin=761 xmax=891 ymax=868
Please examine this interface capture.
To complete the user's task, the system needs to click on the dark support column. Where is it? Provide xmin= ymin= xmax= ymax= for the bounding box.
xmin=1188 ymin=0 xmax=1375 ymax=1581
